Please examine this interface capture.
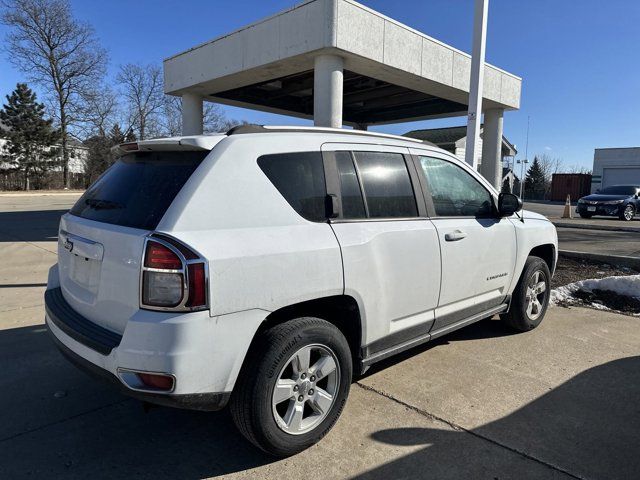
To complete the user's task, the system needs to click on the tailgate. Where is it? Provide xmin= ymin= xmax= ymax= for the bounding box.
xmin=55 ymin=149 xmax=209 ymax=334
xmin=57 ymin=213 xmax=147 ymax=334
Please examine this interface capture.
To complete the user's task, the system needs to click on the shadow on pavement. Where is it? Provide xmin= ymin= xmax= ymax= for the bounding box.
xmin=3 ymin=319 xmax=638 ymax=479
xmin=0 ymin=325 xmax=275 ymax=479
xmin=360 ymin=356 xmax=640 ymax=480
xmin=0 ymin=209 xmax=68 ymax=243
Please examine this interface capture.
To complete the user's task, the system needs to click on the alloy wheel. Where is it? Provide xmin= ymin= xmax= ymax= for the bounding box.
xmin=525 ymin=270 xmax=547 ymax=320
xmin=272 ymin=344 xmax=340 ymax=435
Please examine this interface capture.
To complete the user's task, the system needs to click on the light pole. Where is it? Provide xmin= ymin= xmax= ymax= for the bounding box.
xmin=517 ymin=158 xmax=529 ymax=198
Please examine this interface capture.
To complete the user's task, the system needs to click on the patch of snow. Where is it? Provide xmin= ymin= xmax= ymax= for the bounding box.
xmin=550 ymin=274 xmax=640 ymax=309
xmin=550 ymin=283 xmax=579 ymax=305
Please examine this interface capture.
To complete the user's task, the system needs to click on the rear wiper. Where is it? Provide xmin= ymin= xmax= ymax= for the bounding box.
xmin=85 ymin=198 xmax=123 ymax=210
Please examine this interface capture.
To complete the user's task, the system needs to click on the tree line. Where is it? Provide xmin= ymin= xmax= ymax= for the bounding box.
xmin=523 ymin=154 xmax=591 ymax=200
xmin=0 ymin=0 xmax=242 ymax=190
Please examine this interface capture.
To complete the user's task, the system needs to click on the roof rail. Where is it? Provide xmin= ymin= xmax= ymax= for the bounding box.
xmin=226 ymin=124 xmax=436 ymax=146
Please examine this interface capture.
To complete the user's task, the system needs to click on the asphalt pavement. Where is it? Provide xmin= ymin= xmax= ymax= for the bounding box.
xmin=525 ymin=200 xmax=640 ymax=231
xmin=523 ymin=201 xmax=640 ymax=259
xmin=1 ymin=193 xmax=639 ymax=479
xmin=557 ymin=228 xmax=640 ymax=258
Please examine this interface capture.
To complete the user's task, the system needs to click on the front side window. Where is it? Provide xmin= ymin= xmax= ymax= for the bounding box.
xmin=258 ymin=152 xmax=326 ymax=222
xmin=353 ymin=151 xmax=418 ymax=218
xmin=419 ymin=156 xmax=494 ymax=217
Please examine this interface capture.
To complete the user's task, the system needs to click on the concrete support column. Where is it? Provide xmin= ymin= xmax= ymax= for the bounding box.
xmin=182 ymin=93 xmax=203 ymax=135
xmin=479 ymin=108 xmax=504 ymax=190
xmin=314 ymin=54 xmax=343 ymax=128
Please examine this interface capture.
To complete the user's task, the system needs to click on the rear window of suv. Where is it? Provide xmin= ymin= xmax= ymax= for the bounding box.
xmin=70 ymin=151 xmax=207 ymax=230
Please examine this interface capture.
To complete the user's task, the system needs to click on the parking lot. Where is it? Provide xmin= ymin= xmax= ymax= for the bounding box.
xmin=2 ymin=194 xmax=639 ymax=479
xmin=525 ymin=201 xmax=640 ymax=259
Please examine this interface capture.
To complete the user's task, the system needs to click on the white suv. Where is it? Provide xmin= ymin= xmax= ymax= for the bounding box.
xmin=45 ymin=125 xmax=557 ymax=456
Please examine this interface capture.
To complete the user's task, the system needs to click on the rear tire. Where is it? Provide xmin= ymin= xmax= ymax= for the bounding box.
xmin=619 ymin=204 xmax=635 ymax=221
xmin=230 ymin=317 xmax=352 ymax=457
xmin=500 ymin=256 xmax=551 ymax=332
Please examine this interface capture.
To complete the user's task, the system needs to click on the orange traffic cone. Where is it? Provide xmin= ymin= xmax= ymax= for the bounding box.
xmin=562 ymin=194 xmax=572 ymax=219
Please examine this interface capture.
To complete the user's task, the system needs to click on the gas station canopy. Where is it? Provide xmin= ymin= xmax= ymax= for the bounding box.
xmin=163 ymin=0 xmax=521 ymax=127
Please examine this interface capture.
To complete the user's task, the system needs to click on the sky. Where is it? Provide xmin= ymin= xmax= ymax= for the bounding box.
xmin=0 ymin=0 xmax=639 ymax=172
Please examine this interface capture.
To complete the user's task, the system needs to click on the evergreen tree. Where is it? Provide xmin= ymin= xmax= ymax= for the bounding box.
xmin=524 ymin=157 xmax=546 ymax=200
xmin=83 ymin=123 xmax=128 ymax=184
xmin=109 ymin=123 xmax=126 ymax=145
xmin=124 ymin=128 xmax=137 ymax=143
xmin=0 ymin=83 xmax=59 ymax=190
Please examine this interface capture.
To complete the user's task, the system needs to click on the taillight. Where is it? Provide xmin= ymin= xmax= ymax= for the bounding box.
xmin=142 ymin=270 xmax=183 ymax=307
xmin=141 ymin=237 xmax=208 ymax=311
xmin=144 ymin=242 xmax=182 ymax=269
xmin=186 ymin=263 xmax=206 ymax=307
xmin=120 ymin=142 xmax=138 ymax=151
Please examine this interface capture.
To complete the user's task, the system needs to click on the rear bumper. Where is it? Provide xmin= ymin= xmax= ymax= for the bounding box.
xmin=45 ymin=287 xmax=122 ymax=355
xmin=45 ymin=265 xmax=269 ymax=410
xmin=48 ymin=329 xmax=230 ymax=410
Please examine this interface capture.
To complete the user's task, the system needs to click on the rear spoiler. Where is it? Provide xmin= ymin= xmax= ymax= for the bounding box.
xmin=111 ymin=135 xmax=225 ymax=158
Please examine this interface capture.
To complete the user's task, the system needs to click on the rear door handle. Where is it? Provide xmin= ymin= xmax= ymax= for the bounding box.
xmin=444 ymin=230 xmax=467 ymax=242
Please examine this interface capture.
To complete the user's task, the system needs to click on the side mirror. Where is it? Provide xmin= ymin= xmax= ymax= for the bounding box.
xmin=498 ymin=192 xmax=523 ymax=216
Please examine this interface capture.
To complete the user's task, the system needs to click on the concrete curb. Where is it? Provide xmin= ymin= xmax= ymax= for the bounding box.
xmin=559 ymin=249 xmax=640 ymax=270
xmin=553 ymin=222 xmax=640 ymax=233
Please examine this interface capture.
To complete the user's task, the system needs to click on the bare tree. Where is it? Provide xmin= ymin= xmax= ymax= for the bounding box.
xmin=117 ymin=63 xmax=164 ymax=140
xmin=536 ymin=153 xmax=565 ymax=198
xmin=160 ymin=96 xmax=239 ymax=136
xmin=565 ymin=164 xmax=592 ymax=174
xmin=537 ymin=153 xmax=564 ymax=181
xmin=2 ymin=0 xmax=107 ymax=187
xmin=80 ymin=86 xmax=119 ymax=137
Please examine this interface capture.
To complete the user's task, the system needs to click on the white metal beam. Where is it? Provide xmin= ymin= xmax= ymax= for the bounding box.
xmin=465 ymin=0 xmax=489 ymax=169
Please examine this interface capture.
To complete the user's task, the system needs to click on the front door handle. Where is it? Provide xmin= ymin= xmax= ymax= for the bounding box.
xmin=444 ymin=230 xmax=467 ymax=242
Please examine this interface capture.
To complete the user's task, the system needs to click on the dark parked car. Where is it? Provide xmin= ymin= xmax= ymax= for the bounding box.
xmin=576 ymin=185 xmax=640 ymax=221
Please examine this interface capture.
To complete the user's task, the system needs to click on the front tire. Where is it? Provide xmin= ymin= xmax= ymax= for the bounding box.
xmin=230 ymin=317 xmax=352 ymax=457
xmin=500 ymin=256 xmax=551 ymax=332
xmin=619 ymin=204 xmax=635 ymax=221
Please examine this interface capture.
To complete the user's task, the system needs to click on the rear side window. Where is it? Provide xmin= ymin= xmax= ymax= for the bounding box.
xmin=258 ymin=152 xmax=327 ymax=222
xmin=353 ymin=151 xmax=418 ymax=218
xmin=70 ymin=151 xmax=207 ymax=230
xmin=335 ymin=151 xmax=366 ymax=218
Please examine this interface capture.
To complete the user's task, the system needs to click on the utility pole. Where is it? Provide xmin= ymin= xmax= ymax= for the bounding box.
xmin=464 ymin=0 xmax=489 ymax=170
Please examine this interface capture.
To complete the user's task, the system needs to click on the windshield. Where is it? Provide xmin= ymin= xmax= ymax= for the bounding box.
xmin=598 ymin=186 xmax=638 ymax=195
xmin=70 ymin=150 xmax=207 ymax=230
